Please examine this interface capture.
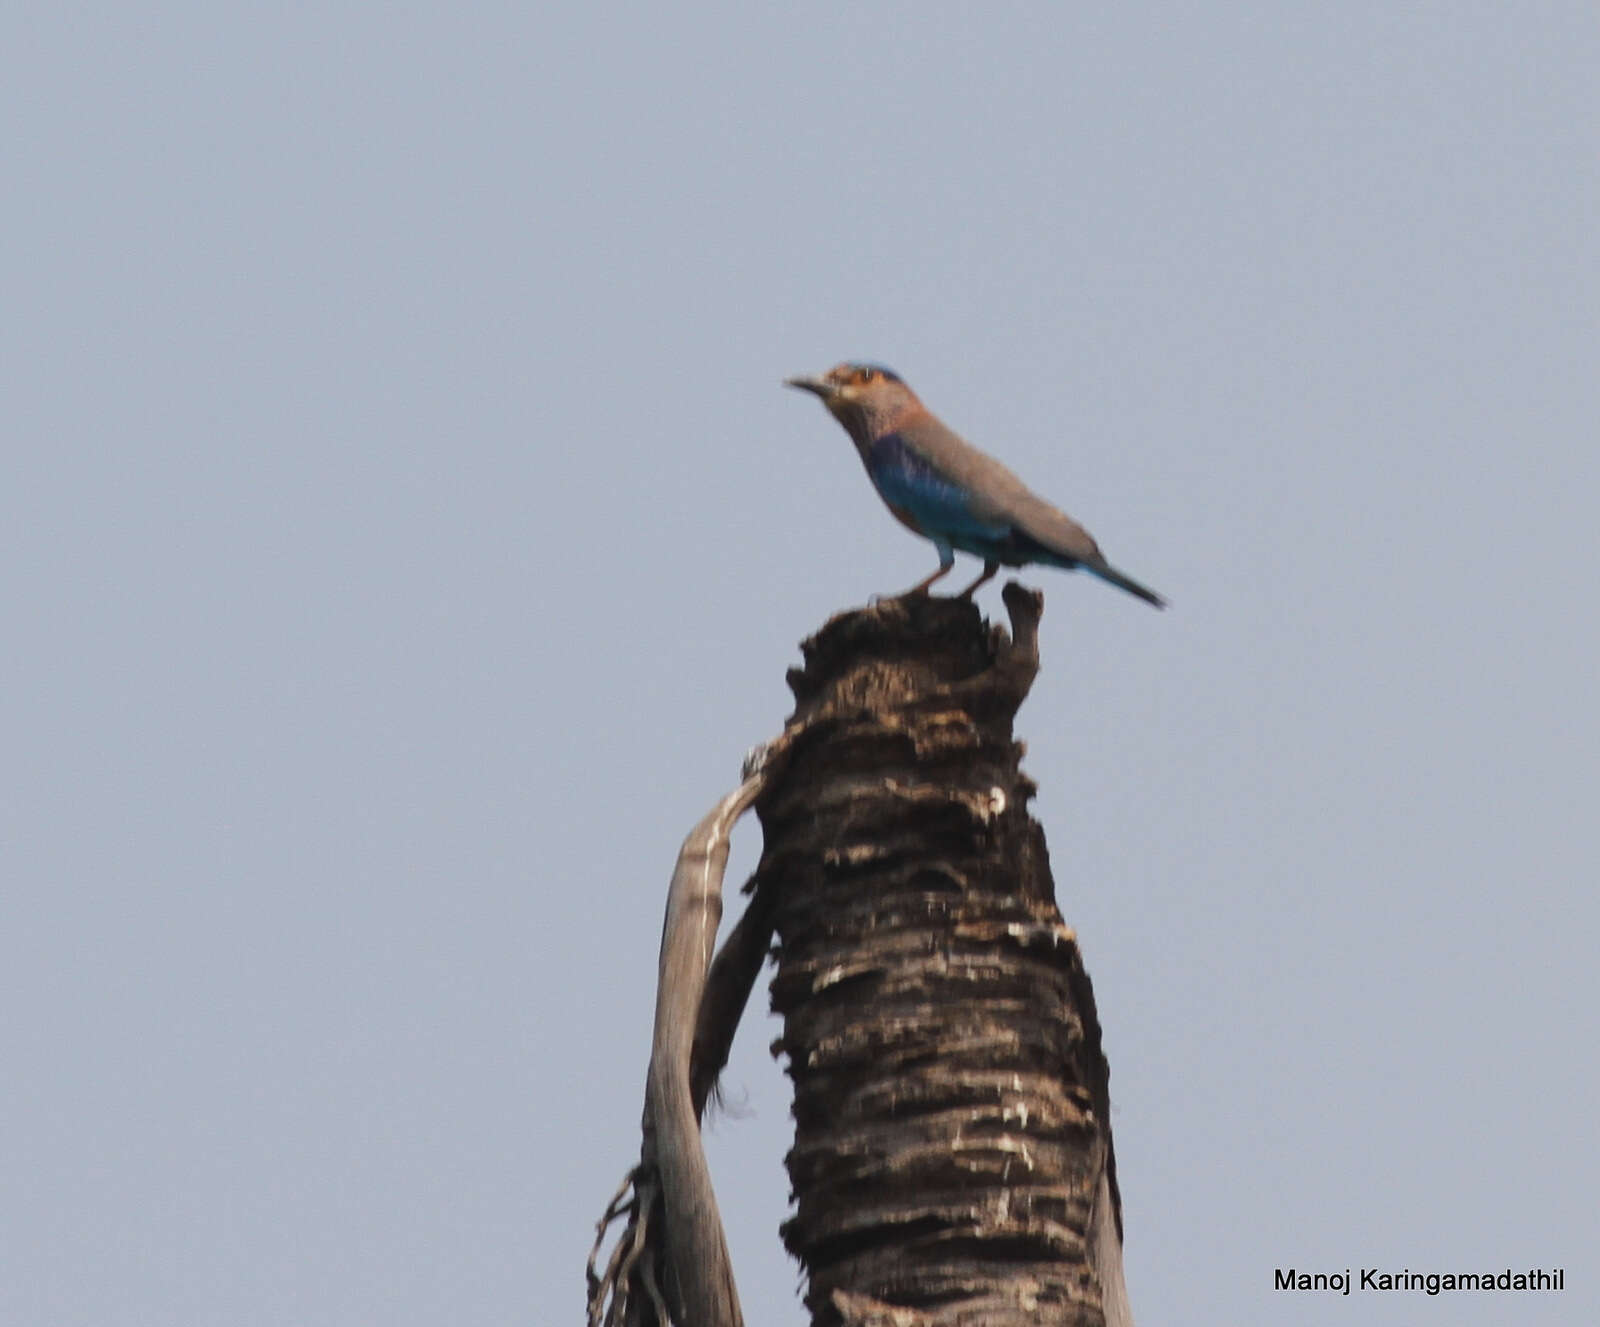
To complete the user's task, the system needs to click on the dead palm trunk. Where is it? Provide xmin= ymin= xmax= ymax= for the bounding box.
xmin=589 ymin=585 xmax=1131 ymax=1327
xmin=754 ymin=586 xmax=1129 ymax=1327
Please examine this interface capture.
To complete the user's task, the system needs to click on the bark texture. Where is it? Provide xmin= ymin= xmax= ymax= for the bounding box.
xmin=752 ymin=586 xmax=1126 ymax=1327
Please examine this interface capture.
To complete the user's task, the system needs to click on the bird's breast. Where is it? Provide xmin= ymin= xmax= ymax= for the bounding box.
xmin=883 ymin=501 xmax=929 ymax=538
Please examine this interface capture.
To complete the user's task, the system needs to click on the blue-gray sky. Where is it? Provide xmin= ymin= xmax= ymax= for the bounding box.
xmin=4 ymin=4 xmax=1596 ymax=1324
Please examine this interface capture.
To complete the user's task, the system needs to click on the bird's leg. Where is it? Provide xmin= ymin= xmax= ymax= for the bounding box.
xmin=898 ymin=546 xmax=956 ymax=598
xmin=956 ymin=560 xmax=999 ymax=599
xmin=902 ymin=564 xmax=953 ymax=596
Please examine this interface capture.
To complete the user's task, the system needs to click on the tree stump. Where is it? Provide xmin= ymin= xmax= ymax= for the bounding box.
xmin=753 ymin=585 xmax=1127 ymax=1327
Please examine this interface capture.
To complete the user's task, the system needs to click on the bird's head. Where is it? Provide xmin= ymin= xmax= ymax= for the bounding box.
xmin=784 ymin=362 xmax=922 ymax=449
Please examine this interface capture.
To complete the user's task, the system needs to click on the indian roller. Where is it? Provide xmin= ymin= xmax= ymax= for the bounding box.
xmin=784 ymin=363 xmax=1166 ymax=607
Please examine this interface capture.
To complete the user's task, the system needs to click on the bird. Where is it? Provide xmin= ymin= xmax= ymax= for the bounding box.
xmin=784 ymin=362 xmax=1166 ymax=607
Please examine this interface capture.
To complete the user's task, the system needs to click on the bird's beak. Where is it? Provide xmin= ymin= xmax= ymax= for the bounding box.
xmin=784 ymin=373 xmax=837 ymax=400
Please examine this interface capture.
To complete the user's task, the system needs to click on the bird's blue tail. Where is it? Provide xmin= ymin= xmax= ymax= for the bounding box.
xmin=1084 ymin=559 xmax=1166 ymax=609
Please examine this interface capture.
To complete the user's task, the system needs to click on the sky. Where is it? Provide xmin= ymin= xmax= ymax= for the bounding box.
xmin=3 ymin=4 xmax=1597 ymax=1325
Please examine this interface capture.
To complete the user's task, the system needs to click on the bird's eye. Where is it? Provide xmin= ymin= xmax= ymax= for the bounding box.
xmin=859 ymin=368 xmax=877 ymax=384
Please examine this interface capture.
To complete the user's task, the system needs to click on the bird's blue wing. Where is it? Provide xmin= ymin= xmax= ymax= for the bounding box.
xmin=868 ymin=433 xmax=1011 ymax=543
